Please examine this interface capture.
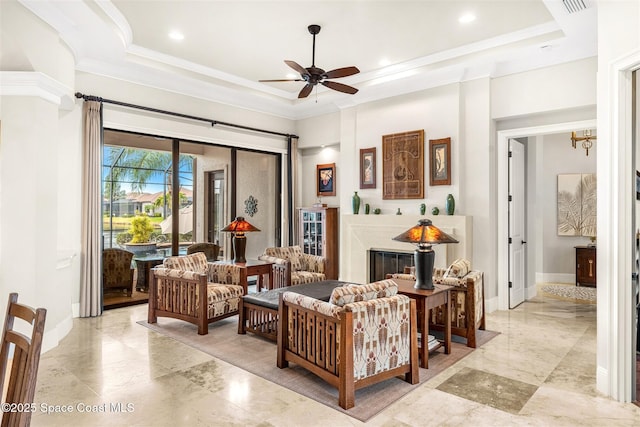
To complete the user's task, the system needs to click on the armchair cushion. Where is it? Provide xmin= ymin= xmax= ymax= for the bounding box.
xmin=329 ymin=279 xmax=398 ymax=306
xmin=444 ymin=258 xmax=471 ymax=279
xmin=263 ymin=246 xmax=306 ymax=271
xmin=163 ymin=252 xmax=208 ymax=274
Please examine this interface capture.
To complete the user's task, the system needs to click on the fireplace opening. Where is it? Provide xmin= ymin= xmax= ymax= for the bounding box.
xmin=369 ymin=249 xmax=415 ymax=282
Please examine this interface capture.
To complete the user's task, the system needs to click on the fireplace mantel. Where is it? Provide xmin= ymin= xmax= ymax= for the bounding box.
xmin=340 ymin=214 xmax=472 ymax=284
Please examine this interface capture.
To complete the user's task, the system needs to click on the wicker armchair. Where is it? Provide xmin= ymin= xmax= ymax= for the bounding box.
xmin=258 ymin=245 xmax=326 ymax=288
xmin=102 ymin=248 xmax=135 ymax=296
xmin=148 ymin=252 xmax=244 ymax=335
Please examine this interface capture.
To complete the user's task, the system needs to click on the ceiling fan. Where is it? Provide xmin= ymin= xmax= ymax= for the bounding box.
xmin=259 ymin=24 xmax=360 ymax=99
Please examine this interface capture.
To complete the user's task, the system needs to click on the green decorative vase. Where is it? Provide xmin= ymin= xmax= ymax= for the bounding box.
xmin=352 ymin=191 xmax=361 ymax=214
xmin=364 ymin=203 xmax=370 ymax=214
xmin=446 ymin=194 xmax=455 ymax=215
xmin=396 ymin=208 xmax=402 ymax=215
xmin=432 ymin=207 xmax=439 ymax=215
xmin=373 ymin=208 xmax=381 ymax=215
xmin=420 ymin=203 xmax=426 ymax=215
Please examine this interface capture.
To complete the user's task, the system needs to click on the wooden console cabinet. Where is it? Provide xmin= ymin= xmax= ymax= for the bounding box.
xmin=575 ymin=246 xmax=596 ymax=287
xmin=299 ymin=207 xmax=339 ymax=280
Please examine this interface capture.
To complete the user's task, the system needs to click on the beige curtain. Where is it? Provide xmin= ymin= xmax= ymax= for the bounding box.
xmin=80 ymin=101 xmax=103 ymax=317
xmin=289 ymin=137 xmax=299 ymax=245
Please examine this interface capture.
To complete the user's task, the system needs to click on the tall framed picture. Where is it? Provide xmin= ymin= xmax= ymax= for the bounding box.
xmin=359 ymin=147 xmax=376 ymax=189
xmin=429 ymin=137 xmax=451 ymax=186
xmin=317 ymin=163 xmax=336 ymax=196
xmin=382 ymin=130 xmax=424 ymax=199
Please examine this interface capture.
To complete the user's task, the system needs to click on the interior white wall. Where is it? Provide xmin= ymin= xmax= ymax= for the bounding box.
xmin=0 ymin=1 xmax=77 ymax=352
xmin=299 ymin=146 xmax=341 ymax=208
xmin=236 ymin=151 xmax=277 ymax=260
xmin=595 ymin=0 xmax=640 ymax=402
xmin=537 ymin=132 xmax=597 ymax=283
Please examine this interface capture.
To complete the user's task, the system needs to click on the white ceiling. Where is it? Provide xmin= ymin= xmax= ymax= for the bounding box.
xmin=19 ymin=0 xmax=597 ymax=120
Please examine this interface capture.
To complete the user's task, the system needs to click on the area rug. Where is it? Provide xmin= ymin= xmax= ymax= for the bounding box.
xmin=138 ymin=317 xmax=498 ymax=422
xmin=540 ymin=283 xmax=596 ymax=303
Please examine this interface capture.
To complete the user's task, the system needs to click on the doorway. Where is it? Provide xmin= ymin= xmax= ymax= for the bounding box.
xmin=497 ymin=119 xmax=597 ymax=310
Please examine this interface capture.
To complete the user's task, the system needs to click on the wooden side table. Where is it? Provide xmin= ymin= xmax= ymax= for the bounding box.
xmin=392 ymin=278 xmax=451 ymax=369
xmin=214 ymin=259 xmax=274 ymax=293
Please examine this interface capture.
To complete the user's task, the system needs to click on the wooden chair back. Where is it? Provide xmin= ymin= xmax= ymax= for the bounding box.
xmin=187 ymin=243 xmax=220 ymax=262
xmin=0 ymin=293 xmax=47 ymax=427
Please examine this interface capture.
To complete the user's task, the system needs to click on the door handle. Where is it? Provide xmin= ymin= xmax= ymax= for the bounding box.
xmin=522 ymin=240 xmax=527 ymax=244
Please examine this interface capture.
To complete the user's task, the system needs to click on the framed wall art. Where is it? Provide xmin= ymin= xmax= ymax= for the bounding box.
xmin=382 ymin=129 xmax=424 ymax=199
xmin=317 ymin=163 xmax=336 ymax=197
xmin=557 ymin=173 xmax=597 ymax=237
xmin=359 ymin=147 xmax=376 ymax=189
xmin=429 ymin=137 xmax=451 ymax=186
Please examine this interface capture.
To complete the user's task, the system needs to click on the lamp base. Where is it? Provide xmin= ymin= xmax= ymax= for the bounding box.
xmin=233 ymin=235 xmax=247 ymax=263
xmin=414 ymin=247 xmax=435 ymax=290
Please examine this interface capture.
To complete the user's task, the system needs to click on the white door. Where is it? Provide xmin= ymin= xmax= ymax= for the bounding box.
xmin=509 ymin=139 xmax=526 ymax=308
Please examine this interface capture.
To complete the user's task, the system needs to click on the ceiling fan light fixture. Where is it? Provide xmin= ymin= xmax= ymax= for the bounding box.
xmin=258 ymin=24 xmax=360 ymax=99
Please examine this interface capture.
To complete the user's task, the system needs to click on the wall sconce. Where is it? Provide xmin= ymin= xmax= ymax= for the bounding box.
xmin=571 ymin=130 xmax=596 ymax=156
xmin=392 ymin=219 xmax=458 ymax=289
xmin=221 ymin=216 xmax=260 ymax=263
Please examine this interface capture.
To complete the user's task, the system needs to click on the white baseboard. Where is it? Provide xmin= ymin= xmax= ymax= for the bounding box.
xmin=535 ymin=272 xmax=575 ymax=284
xmin=41 ymin=314 xmax=73 ymax=354
xmin=485 ymin=296 xmax=499 ymax=314
xmin=72 ymin=302 xmax=80 ymax=318
xmin=526 ymin=285 xmax=538 ymax=300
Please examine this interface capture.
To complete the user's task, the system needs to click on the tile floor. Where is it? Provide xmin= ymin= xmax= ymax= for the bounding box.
xmin=31 ymin=290 xmax=640 ymax=426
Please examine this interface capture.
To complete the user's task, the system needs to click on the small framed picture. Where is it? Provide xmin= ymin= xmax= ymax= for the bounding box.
xmin=317 ymin=163 xmax=336 ymax=196
xmin=359 ymin=147 xmax=376 ymax=189
xmin=429 ymin=137 xmax=451 ymax=186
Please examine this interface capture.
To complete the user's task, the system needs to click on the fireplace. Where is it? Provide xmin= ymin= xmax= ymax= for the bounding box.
xmin=369 ymin=249 xmax=414 ymax=282
xmin=340 ymin=214 xmax=472 ymax=284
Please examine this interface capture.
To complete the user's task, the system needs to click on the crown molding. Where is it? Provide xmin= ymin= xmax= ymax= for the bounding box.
xmin=0 ymin=72 xmax=74 ymax=110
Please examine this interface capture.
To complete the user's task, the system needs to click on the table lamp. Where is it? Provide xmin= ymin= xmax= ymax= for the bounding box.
xmin=222 ymin=216 xmax=260 ymax=263
xmin=392 ymin=219 xmax=458 ymax=289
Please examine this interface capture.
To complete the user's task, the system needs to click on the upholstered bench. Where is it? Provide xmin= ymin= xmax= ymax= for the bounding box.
xmin=238 ymin=280 xmax=352 ymax=341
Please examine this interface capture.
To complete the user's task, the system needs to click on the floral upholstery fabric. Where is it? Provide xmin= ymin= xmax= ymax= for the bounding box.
xmin=346 ymin=295 xmax=413 ymax=381
xmin=329 ymin=280 xmax=398 ymax=306
xmin=163 ymin=252 xmax=208 ymax=274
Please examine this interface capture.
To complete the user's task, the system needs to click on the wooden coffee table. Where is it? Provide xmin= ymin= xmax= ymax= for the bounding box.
xmin=213 ymin=259 xmax=273 ymax=293
xmin=392 ymin=278 xmax=452 ymax=369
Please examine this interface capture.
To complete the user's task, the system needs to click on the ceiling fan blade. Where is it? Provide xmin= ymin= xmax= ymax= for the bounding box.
xmin=321 ymin=80 xmax=358 ymax=95
xmin=259 ymin=79 xmax=304 ymax=82
xmin=298 ymin=84 xmax=314 ymax=98
xmin=285 ymin=60 xmax=309 ymax=76
xmin=324 ymin=66 xmax=360 ymax=79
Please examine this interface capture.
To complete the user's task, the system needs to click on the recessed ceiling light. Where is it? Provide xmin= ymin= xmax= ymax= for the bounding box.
xmin=168 ymin=30 xmax=184 ymax=41
xmin=286 ymin=73 xmax=297 ymax=79
xmin=459 ymin=13 xmax=476 ymax=24
xmin=379 ymin=58 xmax=391 ymax=67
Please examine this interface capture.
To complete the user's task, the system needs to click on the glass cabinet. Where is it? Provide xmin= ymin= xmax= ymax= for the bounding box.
xmin=299 ymin=207 xmax=339 ymax=279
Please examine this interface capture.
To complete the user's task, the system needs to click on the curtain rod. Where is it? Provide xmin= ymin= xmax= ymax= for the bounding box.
xmin=74 ymin=92 xmax=299 ymax=139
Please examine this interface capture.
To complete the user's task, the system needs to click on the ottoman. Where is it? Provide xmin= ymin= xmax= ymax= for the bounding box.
xmin=238 ymin=280 xmax=354 ymax=341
